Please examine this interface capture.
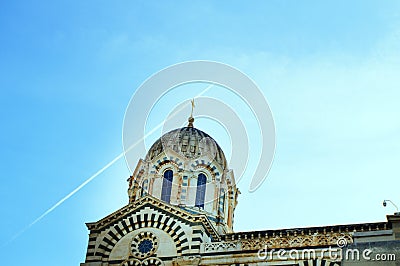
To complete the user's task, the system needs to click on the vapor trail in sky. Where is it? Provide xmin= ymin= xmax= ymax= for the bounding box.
xmin=3 ymin=85 xmax=213 ymax=247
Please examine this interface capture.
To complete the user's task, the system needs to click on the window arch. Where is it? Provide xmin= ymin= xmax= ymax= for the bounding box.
xmin=195 ymin=173 xmax=207 ymax=209
xmin=161 ymin=170 xmax=173 ymax=203
xmin=141 ymin=179 xmax=149 ymax=197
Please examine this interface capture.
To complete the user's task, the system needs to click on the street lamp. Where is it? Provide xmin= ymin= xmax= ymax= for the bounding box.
xmin=383 ymin=200 xmax=400 ymax=215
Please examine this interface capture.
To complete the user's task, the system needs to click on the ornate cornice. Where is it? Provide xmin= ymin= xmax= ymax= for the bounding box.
xmin=224 ymin=221 xmax=390 ymax=242
xmin=203 ymin=221 xmax=390 ymax=252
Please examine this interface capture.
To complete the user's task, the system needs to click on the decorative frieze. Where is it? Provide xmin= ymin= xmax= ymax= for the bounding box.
xmin=202 ymin=233 xmax=353 ymax=253
xmin=240 ymin=232 xmax=353 ymax=250
xmin=203 ymin=241 xmax=240 ymax=252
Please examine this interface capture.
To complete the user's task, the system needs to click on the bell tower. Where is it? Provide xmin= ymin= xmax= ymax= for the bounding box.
xmin=127 ymin=116 xmax=239 ymax=234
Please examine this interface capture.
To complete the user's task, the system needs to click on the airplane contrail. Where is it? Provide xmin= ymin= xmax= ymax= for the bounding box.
xmin=3 ymin=84 xmax=213 ymax=247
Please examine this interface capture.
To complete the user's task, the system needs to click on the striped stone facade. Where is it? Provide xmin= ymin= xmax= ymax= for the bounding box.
xmin=81 ymin=195 xmax=399 ymax=265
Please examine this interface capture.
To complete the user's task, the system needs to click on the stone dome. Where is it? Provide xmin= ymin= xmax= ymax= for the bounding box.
xmin=146 ymin=127 xmax=227 ymax=169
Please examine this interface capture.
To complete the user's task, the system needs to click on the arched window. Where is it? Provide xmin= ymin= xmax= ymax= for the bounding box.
xmin=219 ymin=188 xmax=225 ymax=216
xmin=195 ymin=173 xmax=207 ymax=209
xmin=141 ymin=179 xmax=149 ymax=196
xmin=161 ymin=170 xmax=173 ymax=203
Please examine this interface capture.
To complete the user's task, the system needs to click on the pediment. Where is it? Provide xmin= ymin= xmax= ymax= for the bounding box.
xmin=86 ymin=195 xmax=219 ymax=240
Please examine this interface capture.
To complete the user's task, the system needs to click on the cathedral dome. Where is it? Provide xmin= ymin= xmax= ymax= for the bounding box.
xmin=128 ymin=121 xmax=238 ymax=234
xmin=146 ymin=126 xmax=227 ymax=169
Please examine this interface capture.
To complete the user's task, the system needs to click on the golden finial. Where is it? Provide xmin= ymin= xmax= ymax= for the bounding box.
xmin=188 ymin=98 xmax=195 ymax=127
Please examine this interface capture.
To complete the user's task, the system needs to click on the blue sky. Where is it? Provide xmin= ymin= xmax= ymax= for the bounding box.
xmin=1 ymin=1 xmax=400 ymax=265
